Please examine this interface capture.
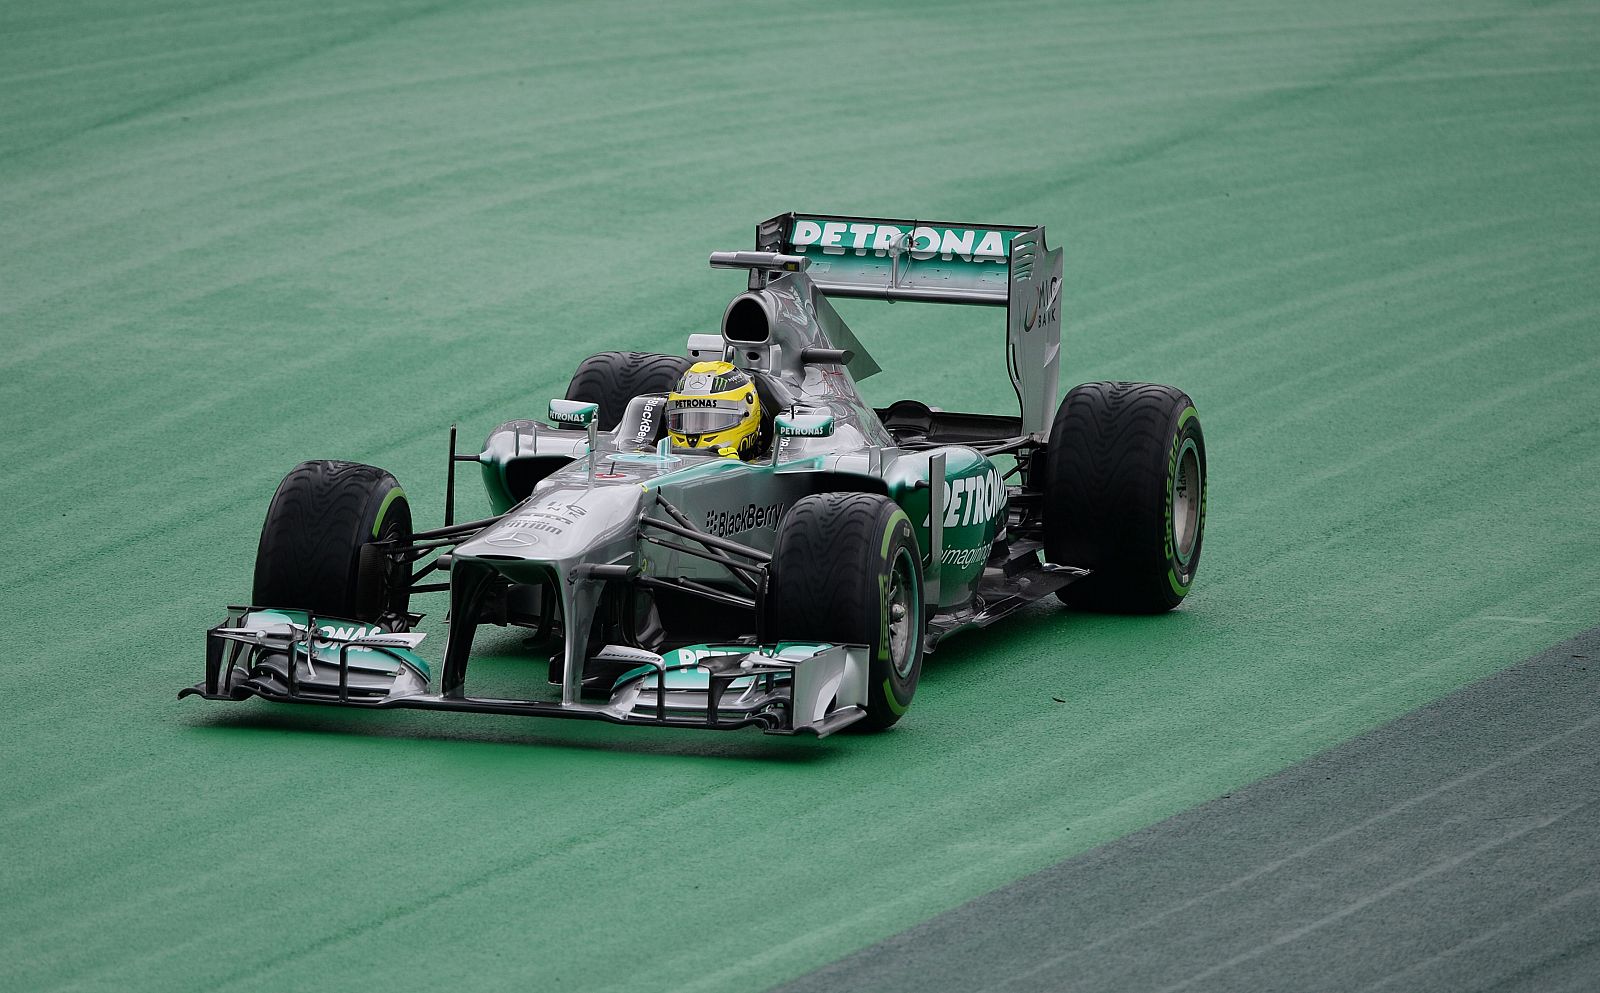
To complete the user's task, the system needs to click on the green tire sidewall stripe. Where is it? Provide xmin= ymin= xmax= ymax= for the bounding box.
xmin=883 ymin=507 xmax=909 ymax=558
xmin=880 ymin=508 xmax=917 ymax=709
xmin=372 ymin=485 xmax=406 ymax=538
xmin=883 ymin=677 xmax=909 ymax=715
xmin=1171 ymin=436 xmax=1200 ymax=568
xmin=1165 ymin=404 xmax=1201 ymax=597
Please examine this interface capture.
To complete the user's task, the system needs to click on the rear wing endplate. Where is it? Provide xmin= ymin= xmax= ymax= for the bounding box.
xmin=754 ymin=212 xmax=1064 ymax=438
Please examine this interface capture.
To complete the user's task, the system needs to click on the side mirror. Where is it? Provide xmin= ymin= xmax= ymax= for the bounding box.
xmin=774 ymin=413 xmax=835 ymax=439
xmin=548 ymin=399 xmax=599 ymax=427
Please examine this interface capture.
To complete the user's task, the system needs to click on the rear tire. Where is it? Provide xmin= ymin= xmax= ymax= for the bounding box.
xmin=565 ymin=351 xmax=691 ymax=431
xmin=1042 ymin=382 xmax=1206 ymax=613
xmin=251 ymin=460 xmax=413 ymax=626
xmin=766 ymin=493 xmax=923 ymax=731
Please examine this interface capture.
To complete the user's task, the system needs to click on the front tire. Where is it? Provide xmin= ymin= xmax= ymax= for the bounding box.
xmin=251 ymin=460 xmax=412 ymax=626
xmin=565 ymin=351 xmax=692 ymax=431
xmin=766 ymin=493 xmax=924 ymax=731
xmin=1042 ymin=382 xmax=1206 ymax=613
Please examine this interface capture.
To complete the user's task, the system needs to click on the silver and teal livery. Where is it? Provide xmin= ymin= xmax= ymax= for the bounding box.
xmin=185 ymin=210 xmax=1208 ymax=737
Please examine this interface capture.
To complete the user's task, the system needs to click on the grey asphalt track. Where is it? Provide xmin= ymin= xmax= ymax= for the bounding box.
xmin=773 ymin=626 xmax=1600 ymax=993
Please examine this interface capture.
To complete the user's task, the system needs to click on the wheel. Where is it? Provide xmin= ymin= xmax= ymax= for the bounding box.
xmin=565 ymin=351 xmax=692 ymax=431
xmin=765 ymin=493 xmax=924 ymax=731
xmin=1042 ymin=382 xmax=1206 ymax=613
xmin=251 ymin=460 xmax=413 ymax=626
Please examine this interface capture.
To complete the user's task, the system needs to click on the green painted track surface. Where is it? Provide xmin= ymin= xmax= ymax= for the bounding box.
xmin=2 ymin=1 xmax=1596 ymax=990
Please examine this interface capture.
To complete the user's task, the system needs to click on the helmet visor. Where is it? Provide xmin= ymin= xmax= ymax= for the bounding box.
xmin=668 ymin=401 xmax=744 ymax=437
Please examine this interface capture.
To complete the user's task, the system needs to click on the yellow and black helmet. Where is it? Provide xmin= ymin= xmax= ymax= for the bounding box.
xmin=666 ymin=361 xmax=762 ymax=459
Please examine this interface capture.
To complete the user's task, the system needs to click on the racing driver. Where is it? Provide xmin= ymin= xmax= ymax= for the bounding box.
xmin=665 ymin=361 xmax=763 ymax=460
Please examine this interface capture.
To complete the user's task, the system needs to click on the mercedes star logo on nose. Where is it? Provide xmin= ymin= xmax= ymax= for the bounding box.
xmin=484 ymin=531 xmax=538 ymax=547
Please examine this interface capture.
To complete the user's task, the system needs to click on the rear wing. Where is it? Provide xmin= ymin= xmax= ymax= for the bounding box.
xmin=754 ymin=212 xmax=1064 ymax=438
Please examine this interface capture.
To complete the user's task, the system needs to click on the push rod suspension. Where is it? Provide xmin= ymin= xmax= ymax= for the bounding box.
xmin=635 ymin=575 xmax=756 ymax=612
xmin=643 ymin=510 xmax=771 ymax=563
xmin=638 ymin=533 xmax=762 ymax=592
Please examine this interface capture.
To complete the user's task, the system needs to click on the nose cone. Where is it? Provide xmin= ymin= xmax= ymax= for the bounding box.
xmin=454 ymin=482 xmax=645 ymax=581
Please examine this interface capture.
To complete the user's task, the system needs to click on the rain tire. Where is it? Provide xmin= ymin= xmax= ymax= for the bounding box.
xmin=766 ymin=492 xmax=924 ymax=731
xmin=1042 ymin=382 xmax=1206 ymax=613
xmin=565 ymin=351 xmax=692 ymax=431
xmin=252 ymin=460 xmax=413 ymax=626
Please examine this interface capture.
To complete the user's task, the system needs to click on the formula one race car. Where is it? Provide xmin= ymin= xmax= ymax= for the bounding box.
xmin=182 ymin=212 xmax=1207 ymax=736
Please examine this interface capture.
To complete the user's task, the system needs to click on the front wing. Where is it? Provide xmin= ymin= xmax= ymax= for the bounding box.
xmin=179 ymin=609 xmax=872 ymax=737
